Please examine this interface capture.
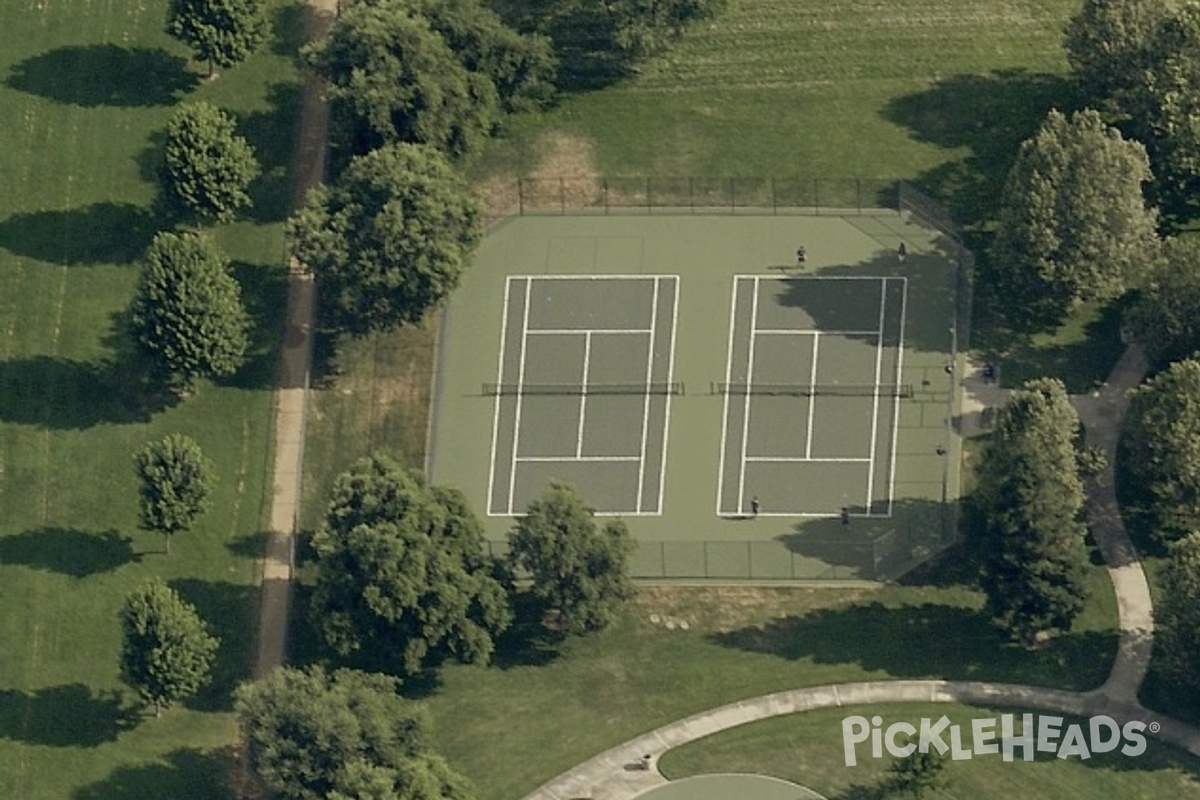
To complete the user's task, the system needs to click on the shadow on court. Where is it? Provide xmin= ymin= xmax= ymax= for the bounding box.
xmin=776 ymin=498 xmax=952 ymax=582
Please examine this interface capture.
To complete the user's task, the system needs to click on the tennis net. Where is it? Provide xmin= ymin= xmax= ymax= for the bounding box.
xmin=482 ymin=382 xmax=685 ymax=396
xmin=714 ymin=382 xmax=912 ymax=398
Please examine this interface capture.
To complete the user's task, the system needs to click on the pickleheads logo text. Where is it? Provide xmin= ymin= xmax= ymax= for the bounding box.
xmin=841 ymin=714 xmax=1155 ymax=766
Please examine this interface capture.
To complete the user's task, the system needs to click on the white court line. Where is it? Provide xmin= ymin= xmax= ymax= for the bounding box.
xmin=506 ymin=277 xmax=533 ymax=515
xmin=516 ymin=456 xmax=641 ymax=463
xmin=756 ymin=328 xmax=878 ymax=336
xmin=576 ymin=331 xmax=593 ymax=458
xmin=636 ymin=277 xmax=660 ymax=513
xmin=657 ymin=276 xmax=680 ymax=515
xmin=865 ymin=279 xmax=888 ymax=511
xmin=736 ymin=276 xmax=761 ymax=515
xmin=887 ymin=278 xmax=909 ymax=516
xmin=518 ymin=273 xmax=674 ymax=281
xmin=715 ymin=277 xmax=742 ymax=516
xmin=486 ymin=277 xmax=514 ymax=515
xmin=744 ymin=511 xmax=892 ymax=519
xmin=526 ymin=328 xmax=654 ymax=335
xmin=805 ymin=332 xmax=819 ymax=459
xmin=745 ymin=457 xmax=870 ymax=463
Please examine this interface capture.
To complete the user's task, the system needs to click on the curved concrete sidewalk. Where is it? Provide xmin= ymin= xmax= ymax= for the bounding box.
xmin=520 ymin=344 xmax=1193 ymax=800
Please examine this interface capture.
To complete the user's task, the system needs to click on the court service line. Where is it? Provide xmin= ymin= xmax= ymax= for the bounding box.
xmin=736 ymin=276 xmax=762 ymax=515
xmin=752 ymin=511 xmax=892 ymax=518
xmin=506 ymin=277 xmax=533 ymax=515
xmin=516 ymin=456 xmax=641 ymax=463
xmin=485 ymin=277 xmax=515 ymax=515
xmin=744 ymin=457 xmax=870 ymax=463
xmin=887 ymin=278 xmax=910 ymax=516
xmin=714 ymin=277 xmax=741 ymax=516
xmin=576 ymin=331 xmax=593 ymax=458
xmin=805 ymin=332 xmax=819 ymax=459
xmin=756 ymin=328 xmax=878 ymax=336
xmin=635 ymin=277 xmax=660 ymax=512
xmin=657 ymin=277 xmax=681 ymax=515
xmin=523 ymin=273 xmax=672 ymax=281
xmin=865 ymin=279 xmax=887 ymax=511
xmin=526 ymin=327 xmax=653 ymax=335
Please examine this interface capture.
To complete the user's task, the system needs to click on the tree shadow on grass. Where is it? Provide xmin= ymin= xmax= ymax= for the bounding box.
xmin=0 ymin=684 xmax=135 ymax=747
xmin=490 ymin=591 xmax=563 ymax=670
xmin=73 ymin=747 xmax=233 ymax=800
xmin=711 ymin=602 xmax=1116 ymax=692
xmin=220 ymin=262 xmax=289 ymax=391
xmin=169 ymin=579 xmax=257 ymax=713
xmin=0 ymin=203 xmax=159 ymax=266
xmin=0 ymin=528 xmax=140 ymax=577
xmin=882 ymin=69 xmax=1080 ymax=229
xmin=237 ymin=82 xmax=303 ymax=225
xmin=0 ymin=355 xmax=175 ymax=429
xmin=6 ymin=45 xmax=199 ymax=107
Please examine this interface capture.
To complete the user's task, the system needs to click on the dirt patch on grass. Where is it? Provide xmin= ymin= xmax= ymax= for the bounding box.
xmin=632 ymin=585 xmax=873 ymax=633
xmin=476 ymin=130 xmax=603 ymax=222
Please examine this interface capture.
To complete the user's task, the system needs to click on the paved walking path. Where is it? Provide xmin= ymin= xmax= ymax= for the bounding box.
xmin=520 ymin=344 xmax=1194 ymax=800
xmin=252 ymin=0 xmax=336 ymax=679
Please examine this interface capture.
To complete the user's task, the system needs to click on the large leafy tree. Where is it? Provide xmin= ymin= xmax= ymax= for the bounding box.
xmin=393 ymin=0 xmax=557 ymax=113
xmin=1125 ymin=236 xmax=1200 ymax=366
xmin=121 ymin=578 xmax=219 ymax=715
xmin=134 ymin=433 xmax=214 ymax=554
xmin=508 ymin=483 xmax=635 ymax=635
xmin=311 ymin=453 xmax=511 ymax=674
xmin=166 ymin=0 xmax=270 ymax=77
xmin=990 ymin=108 xmax=1160 ymax=329
xmin=130 ymin=231 xmax=250 ymax=389
xmin=287 ymin=143 xmax=482 ymax=334
xmin=164 ymin=101 xmax=260 ymax=224
xmin=1124 ymin=358 xmax=1200 ymax=542
xmin=1156 ymin=532 xmax=1200 ymax=696
xmin=235 ymin=666 xmax=474 ymax=800
xmin=305 ymin=2 xmax=498 ymax=159
xmin=974 ymin=379 xmax=1089 ymax=644
xmin=599 ymin=0 xmax=727 ymax=59
xmin=1065 ymin=0 xmax=1172 ymax=102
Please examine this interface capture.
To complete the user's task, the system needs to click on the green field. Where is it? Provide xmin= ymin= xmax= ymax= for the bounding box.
xmin=0 ymin=0 xmax=300 ymax=796
xmin=659 ymin=702 xmax=1200 ymax=800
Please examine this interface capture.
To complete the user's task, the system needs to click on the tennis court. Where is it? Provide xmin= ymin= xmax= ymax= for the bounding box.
xmin=717 ymin=276 xmax=906 ymax=518
xmin=486 ymin=275 xmax=679 ymax=516
xmin=431 ymin=212 xmax=963 ymax=581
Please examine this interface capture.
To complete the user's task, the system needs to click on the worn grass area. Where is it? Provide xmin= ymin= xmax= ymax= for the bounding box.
xmin=659 ymin=702 xmax=1200 ymax=800
xmin=424 ymin=573 xmax=1118 ymax=800
xmin=300 ymin=318 xmax=437 ymax=530
xmin=0 ymin=0 xmax=300 ymax=796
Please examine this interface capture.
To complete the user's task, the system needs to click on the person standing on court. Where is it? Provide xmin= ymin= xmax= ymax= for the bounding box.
xmin=897 ymin=242 xmax=907 ymax=263
xmin=751 ymin=496 xmax=761 ymax=517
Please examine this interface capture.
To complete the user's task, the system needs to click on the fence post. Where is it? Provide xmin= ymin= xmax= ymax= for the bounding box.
xmin=703 ymin=541 xmax=709 ymax=577
xmin=646 ymin=176 xmax=652 ymax=214
xmin=729 ymin=177 xmax=735 ymax=213
xmin=856 ymin=178 xmax=861 ymax=214
xmin=517 ymin=177 xmax=524 ymax=215
xmin=559 ymin=176 xmax=565 ymax=215
xmin=814 ymin=178 xmax=820 ymax=214
xmin=746 ymin=541 xmax=752 ymax=578
xmin=689 ymin=176 xmax=694 ymax=213
xmin=771 ymin=177 xmax=777 ymax=215
xmin=603 ymin=178 xmax=609 ymax=215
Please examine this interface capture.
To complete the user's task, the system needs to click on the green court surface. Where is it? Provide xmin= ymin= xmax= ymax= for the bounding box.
xmin=430 ymin=213 xmax=963 ymax=580
xmin=633 ymin=774 xmax=826 ymax=800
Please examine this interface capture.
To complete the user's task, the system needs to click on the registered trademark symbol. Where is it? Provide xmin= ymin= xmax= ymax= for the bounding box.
xmin=1149 ymin=722 xmax=1161 ymax=733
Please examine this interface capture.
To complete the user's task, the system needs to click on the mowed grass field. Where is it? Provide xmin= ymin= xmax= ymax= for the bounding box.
xmin=0 ymin=0 xmax=301 ymax=797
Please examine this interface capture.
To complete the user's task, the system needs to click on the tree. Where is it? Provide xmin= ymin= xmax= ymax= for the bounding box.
xmin=1156 ymin=532 xmax=1200 ymax=696
xmin=1064 ymin=0 xmax=1172 ymax=102
xmin=887 ymin=749 xmax=947 ymax=798
xmin=121 ymin=578 xmax=219 ymax=715
xmin=310 ymin=453 xmax=511 ymax=674
xmin=600 ymin=0 xmax=727 ymax=59
xmin=164 ymin=101 xmax=260 ymax=224
xmin=166 ymin=0 xmax=270 ymax=77
xmin=1123 ymin=358 xmax=1200 ymax=541
xmin=974 ymin=379 xmax=1089 ymax=643
xmin=990 ymin=108 xmax=1160 ymax=329
xmin=130 ymin=231 xmax=250 ymax=389
xmin=1125 ymin=236 xmax=1200 ymax=366
xmin=305 ymin=2 xmax=498 ymax=159
xmin=393 ymin=0 xmax=557 ymax=113
xmin=508 ymin=483 xmax=635 ymax=635
xmin=134 ymin=433 xmax=214 ymax=554
xmin=287 ymin=143 xmax=482 ymax=334
xmin=235 ymin=666 xmax=475 ymax=800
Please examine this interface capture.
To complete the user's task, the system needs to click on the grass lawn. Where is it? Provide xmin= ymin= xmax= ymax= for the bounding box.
xmin=417 ymin=572 xmax=1117 ymax=800
xmin=658 ymin=701 xmax=1200 ymax=800
xmin=0 ymin=0 xmax=301 ymax=796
